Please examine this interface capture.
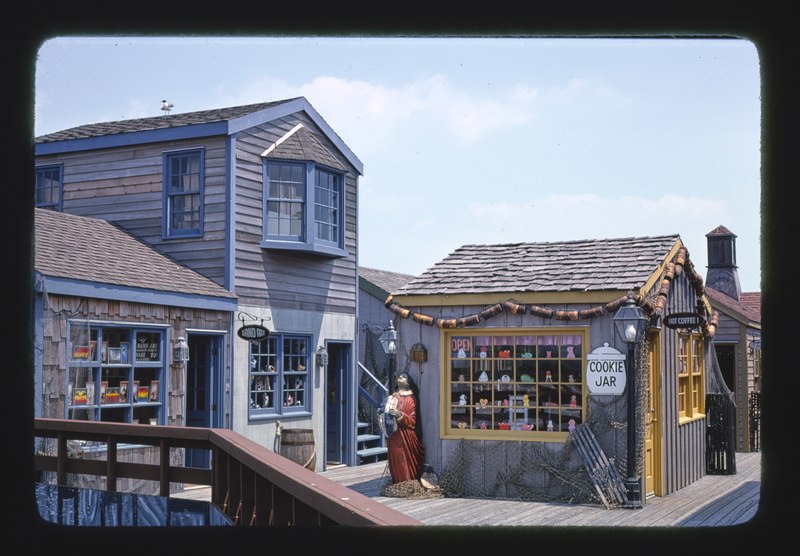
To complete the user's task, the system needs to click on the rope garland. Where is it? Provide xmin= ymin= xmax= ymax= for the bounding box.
xmin=384 ymin=246 xmax=717 ymax=338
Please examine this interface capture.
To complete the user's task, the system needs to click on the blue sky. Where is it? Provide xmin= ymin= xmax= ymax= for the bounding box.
xmin=34 ymin=36 xmax=761 ymax=292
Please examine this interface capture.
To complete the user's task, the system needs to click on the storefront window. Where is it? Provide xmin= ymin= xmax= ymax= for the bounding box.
xmin=444 ymin=329 xmax=586 ymax=440
xmin=677 ymin=332 xmax=705 ymax=421
xmin=66 ymin=322 xmax=166 ymax=425
xmin=248 ymin=334 xmax=310 ymax=418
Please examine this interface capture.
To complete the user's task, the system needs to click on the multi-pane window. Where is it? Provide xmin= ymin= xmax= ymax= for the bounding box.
xmin=248 ymin=334 xmax=310 ymax=417
xmin=444 ymin=330 xmax=586 ymax=439
xmin=35 ymin=165 xmax=62 ymax=210
xmin=66 ymin=322 xmax=166 ymax=425
xmin=314 ymin=169 xmax=341 ymax=244
xmin=266 ymin=162 xmax=305 ymax=240
xmin=752 ymin=339 xmax=761 ymax=391
xmin=677 ymin=333 xmax=705 ymax=420
xmin=164 ymin=150 xmax=203 ymax=237
xmin=263 ymin=160 xmax=346 ymax=255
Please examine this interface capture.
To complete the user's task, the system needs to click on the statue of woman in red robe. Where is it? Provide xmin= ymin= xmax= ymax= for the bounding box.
xmin=383 ymin=372 xmax=425 ymax=484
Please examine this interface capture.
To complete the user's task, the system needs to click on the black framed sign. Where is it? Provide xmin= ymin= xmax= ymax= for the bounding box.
xmin=237 ymin=324 xmax=270 ymax=342
xmin=663 ymin=312 xmax=702 ymax=329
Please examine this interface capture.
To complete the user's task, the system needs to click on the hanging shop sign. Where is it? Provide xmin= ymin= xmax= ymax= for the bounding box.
xmin=237 ymin=324 xmax=270 ymax=342
xmin=585 ymin=342 xmax=626 ymax=395
xmin=663 ymin=312 xmax=702 ymax=329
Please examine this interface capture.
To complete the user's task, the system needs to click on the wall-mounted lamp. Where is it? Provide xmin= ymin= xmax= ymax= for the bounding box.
xmin=173 ymin=336 xmax=189 ymax=364
xmin=379 ymin=321 xmax=398 ymax=355
xmin=316 ymin=345 xmax=329 ymax=367
xmin=410 ymin=343 xmax=428 ymax=363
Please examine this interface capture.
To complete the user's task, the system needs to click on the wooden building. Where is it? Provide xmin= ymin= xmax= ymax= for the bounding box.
xmin=33 ymin=208 xmax=237 ymax=491
xmin=34 ymin=98 xmax=364 ymax=468
xmin=383 ymin=234 xmax=720 ymax=503
xmin=703 ymin=226 xmax=761 ymax=452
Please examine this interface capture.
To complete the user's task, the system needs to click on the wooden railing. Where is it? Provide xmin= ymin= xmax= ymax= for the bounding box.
xmin=33 ymin=418 xmax=420 ymax=527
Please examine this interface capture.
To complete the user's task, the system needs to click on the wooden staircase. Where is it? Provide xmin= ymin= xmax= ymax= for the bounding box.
xmin=356 ymin=421 xmax=387 ymax=463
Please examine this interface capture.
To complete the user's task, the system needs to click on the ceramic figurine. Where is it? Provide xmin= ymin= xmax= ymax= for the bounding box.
xmin=479 ymin=370 xmax=489 ymax=382
xmin=566 ymin=346 xmax=576 ymax=358
xmin=480 ymin=346 xmax=487 ymax=358
xmin=570 ymin=395 xmax=578 ymax=408
xmin=523 ymin=394 xmax=530 ymax=407
xmin=458 ymin=374 xmax=465 ymax=382
xmin=457 ymin=421 xmax=467 ymax=429
xmin=521 ymin=423 xmax=534 ymax=431
xmin=547 ymin=419 xmax=554 ymax=432
xmin=545 ymin=370 xmax=553 ymax=383
xmin=503 ymin=398 xmax=509 ymax=406
xmin=568 ymin=374 xmax=575 ymax=383
xmin=479 ymin=421 xmax=487 ymax=430
xmin=459 ymin=394 xmax=467 ymax=405
xmin=568 ymin=419 xmax=576 ymax=433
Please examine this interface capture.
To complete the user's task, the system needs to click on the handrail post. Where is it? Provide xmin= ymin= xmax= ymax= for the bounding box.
xmin=106 ymin=437 xmax=118 ymax=492
xmin=56 ymin=432 xmax=67 ymax=486
xmin=159 ymin=438 xmax=170 ymax=497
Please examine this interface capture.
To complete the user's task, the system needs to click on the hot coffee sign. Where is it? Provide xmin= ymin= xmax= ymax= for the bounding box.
xmin=586 ymin=342 xmax=626 ymax=395
xmin=663 ymin=312 xmax=702 ymax=329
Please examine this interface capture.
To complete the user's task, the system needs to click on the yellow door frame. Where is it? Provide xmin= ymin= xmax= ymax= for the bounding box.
xmin=645 ymin=330 xmax=663 ymax=497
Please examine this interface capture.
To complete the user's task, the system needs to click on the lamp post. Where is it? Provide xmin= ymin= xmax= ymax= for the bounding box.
xmin=379 ymin=321 xmax=398 ymax=388
xmin=613 ymin=291 xmax=648 ymax=509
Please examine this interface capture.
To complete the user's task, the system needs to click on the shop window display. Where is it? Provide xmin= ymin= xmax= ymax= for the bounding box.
xmin=446 ymin=330 xmax=586 ymax=439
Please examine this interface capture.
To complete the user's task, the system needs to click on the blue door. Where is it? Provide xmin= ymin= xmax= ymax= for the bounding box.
xmin=325 ymin=342 xmax=352 ymax=466
xmin=185 ymin=334 xmax=222 ymax=468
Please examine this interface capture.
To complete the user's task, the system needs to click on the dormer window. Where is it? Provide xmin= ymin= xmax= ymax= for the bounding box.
xmin=262 ymin=159 xmax=347 ymax=257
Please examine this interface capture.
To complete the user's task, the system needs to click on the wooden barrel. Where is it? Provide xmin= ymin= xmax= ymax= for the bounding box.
xmin=279 ymin=429 xmax=316 ymax=470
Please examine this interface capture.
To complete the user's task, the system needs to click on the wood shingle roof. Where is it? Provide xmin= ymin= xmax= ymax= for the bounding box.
xmin=34 ymin=208 xmax=236 ymax=302
xmin=34 ymin=99 xmax=300 ymax=143
xmin=393 ymin=235 xmax=682 ymax=296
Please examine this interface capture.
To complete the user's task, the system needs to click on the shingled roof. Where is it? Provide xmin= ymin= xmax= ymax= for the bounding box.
xmin=34 ymin=208 xmax=236 ymax=303
xmin=35 ymin=99 xmax=300 ymax=143
xmin=706 ymin=287 xmax=761 ymax=325
xmin=393 ymin=235 xmax=682 ymax=297
xmin=360 ymin=266 xmax=417 ymax=296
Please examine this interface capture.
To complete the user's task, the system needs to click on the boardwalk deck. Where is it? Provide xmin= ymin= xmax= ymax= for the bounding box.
xmin=173 ymin=451 xmax=763 ymax=528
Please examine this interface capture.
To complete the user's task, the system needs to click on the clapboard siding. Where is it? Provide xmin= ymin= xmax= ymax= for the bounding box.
xmin=232 ymin=116 xmax=358 ymax=313
xmin=397 ymin=267 xmax=708 ymax=498
xmin=38 ymin=136 xmax=231 ymax=288
xmin=657 ymin=272 xmax=707 ymax=495
xmin=402 ymin=301 xmax=628 ymax=492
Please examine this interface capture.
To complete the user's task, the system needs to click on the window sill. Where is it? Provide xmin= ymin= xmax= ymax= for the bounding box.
xmin=163 ymin=231 xmax=203 ymax=240
xmin=261 ymin=239 xmax=348 ymax=258
xmin=678 ymin=413 xmax=706 ymax=425
xmin=248 ymin=411 xmax=312 ymax=422
xmin=443 ymin=431 xmax=570 ymax=442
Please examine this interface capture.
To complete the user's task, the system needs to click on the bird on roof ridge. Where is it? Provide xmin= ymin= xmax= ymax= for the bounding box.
xmin=161 ymin=100 xmax=174 ymax=114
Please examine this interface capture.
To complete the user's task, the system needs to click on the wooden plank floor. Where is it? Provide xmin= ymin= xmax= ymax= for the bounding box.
xmin=174 ymin=451 xmax=761 ymax=528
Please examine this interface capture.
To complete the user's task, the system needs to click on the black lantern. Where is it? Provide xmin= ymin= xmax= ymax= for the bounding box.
xmin=379 ymin=321 xmax=398 ymax=389
xmin=379 ymin=321 xmax=398 ymax=355
xmin=613 ymin=291 xmax=647 ymax=509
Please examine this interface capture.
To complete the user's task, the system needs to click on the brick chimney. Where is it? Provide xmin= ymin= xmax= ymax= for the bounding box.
xmin=705 ymin=225 xmax=741 ymax=300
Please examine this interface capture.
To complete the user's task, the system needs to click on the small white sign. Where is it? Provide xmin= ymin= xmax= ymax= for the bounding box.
xmin=586 ymin=342 xmax=626 ymax=395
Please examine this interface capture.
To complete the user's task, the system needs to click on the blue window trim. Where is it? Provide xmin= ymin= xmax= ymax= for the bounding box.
xmin=162 ymin=148 xmax=205 ymax=239
xmin=261 ymin=159 xmax=348 ymax=258
xmin=65 ymin=321 xmax=168 ymax=426
xmin=248 ymin=333 xmax=312 ymax=420
xmin=34 ymin=164 xmax=63 ymax=211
